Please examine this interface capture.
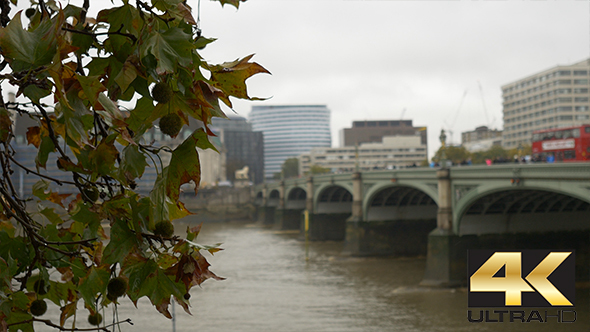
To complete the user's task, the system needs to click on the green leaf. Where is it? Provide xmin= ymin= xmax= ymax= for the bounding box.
xmin=32 ymin=180 xmax=50 ymax=200
xmin=97 ymin=93 xmax=125 ymax=125
xmin=213 ymin=0 xmax=246 ymax=9
xmin=76 ymin=75 xmax=106 ymax=109
xmin=23 ymin=85 xmax=52 ymax=105
xmin=130 ymin=195 xmax=151 ymax=234
xmin=70 ymin=202 xmax=102 ymax=240
xmin=89 ymin=137 xmax=119 ymax=177
xmin=71 ymin=25 xmax=94 ymax=56
xmin=122 ymin=254 xmax=158 ymax=302
xmin=98 ymin=5 xmax=141 ymax=62
xmin=164 ymin=129 xmax=209 ymax=201
xmin=140 ymin=27 xmax=194 ymax=74
xmin=0 ymin=232 xmax=31 ymax=273
xmin=127 ymin=97 xmax=155 ymax=136
xmin=103 ymin=219 xmax=138 ymax=265
xmin=114 ymin=55 xmax=140 ymax=93
xmin=120 ymin=144 xmax=147 ymax=181
xmin=208 ymin=54 xmax=270 ymax=107
xmin=35 ymin=135 xmax=56 ymax=169
xmin=38 ymin=206 xmax=65 ymax=225
xmin=6 ymin=309 xmax=33 ymax=332
xmin=0 ymin=13 xmax=58 ymax=71
xmin=150 ymin=173 xmax=169 ymax=224
xmin=78 ymin=266 xmax=110 ymax=311
xmin=147 ymin=268 xmax=186 ymax=318
xmin=59 ymin=93 xmax=91 ymax=147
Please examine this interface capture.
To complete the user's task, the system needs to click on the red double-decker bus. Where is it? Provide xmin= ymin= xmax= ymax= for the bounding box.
xmin=531 ymin=125 xmax=590 ymax=162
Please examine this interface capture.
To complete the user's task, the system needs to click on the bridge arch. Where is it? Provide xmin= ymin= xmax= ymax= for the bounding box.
xmin=285 ymin=186 xmax=306 ymax=209
xmin=254 ymin=191 xmax=263 ymax=206
xmin=314 ymin=184 xmax=353 ymax=214
xmin=363 ymin=183 xmax=438 ymax=221
xmin=267 ymin=189 xmax=280 ymax=207
xmin=456 ymin=186 xmax=590 ymax=235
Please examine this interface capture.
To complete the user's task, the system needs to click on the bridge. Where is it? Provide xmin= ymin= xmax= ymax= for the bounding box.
xmin=253 ymin=163 xmax=590 ymax=286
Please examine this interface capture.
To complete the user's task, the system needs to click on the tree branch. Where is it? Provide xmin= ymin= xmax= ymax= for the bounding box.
xmin=7 ymin=318 xmax=134 ymax=331
xmin=62 ymin=26 xmax=137 ymax=43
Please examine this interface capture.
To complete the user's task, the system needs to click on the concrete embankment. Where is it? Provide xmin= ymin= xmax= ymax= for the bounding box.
xmin=180 ymin=187 xmax=255 ymax=222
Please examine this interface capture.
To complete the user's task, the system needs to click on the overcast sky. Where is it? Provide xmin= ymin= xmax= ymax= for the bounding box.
xmin=195 ymin=0 xmax=590 ymax=156
xmin=8 ymin=0 xmax=590 ymax=157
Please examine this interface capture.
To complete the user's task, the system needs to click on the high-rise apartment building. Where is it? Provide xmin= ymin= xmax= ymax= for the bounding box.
xmin=249 ymin=105 xmax=331 ymax=180
xmin=502 ymin=58 xmax=590 ymax=148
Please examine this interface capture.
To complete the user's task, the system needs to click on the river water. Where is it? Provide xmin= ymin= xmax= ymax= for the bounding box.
xmin=38 ymin=220 xmax=589 ymax=332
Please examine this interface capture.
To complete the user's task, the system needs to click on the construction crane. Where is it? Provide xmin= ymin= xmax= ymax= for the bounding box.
xmin=477 ymin=80 xmax=495 ymax=128
xmin=443 ymin=89 xmax=468 ymax=145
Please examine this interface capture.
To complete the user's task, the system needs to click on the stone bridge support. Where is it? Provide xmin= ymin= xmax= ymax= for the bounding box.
xmin=422 ymin=169 xmax=474 ymax=287
xmin=257 ymin=185 xmax=278 ymax=226
xmin=344 ymin=172 xmax=365 ymax=253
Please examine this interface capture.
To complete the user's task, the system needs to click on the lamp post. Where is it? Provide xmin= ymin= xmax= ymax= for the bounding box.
xmin=439 ymin=129 xmax=447 ymax=168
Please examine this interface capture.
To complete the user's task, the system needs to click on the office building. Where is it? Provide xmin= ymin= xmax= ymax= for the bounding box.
xmin=299 ymin=135 xmax=427 ymax=175
xmin=461 ymin=126 xmax=503 ymax=152
xmin=340 ymin=119 xmax=427 ymax=147
xmin=249 ymin=105 xmax=331 ymax=180
xmin=502 ymin=58 xmax=590 ymax=148
xmin=210 ymin=116 xmax=264 ymax=184
xmin=461 ymin=126 xmax=502 ymax=144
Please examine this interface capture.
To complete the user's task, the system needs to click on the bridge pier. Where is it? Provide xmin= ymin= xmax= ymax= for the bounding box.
xmin=344 ymin=172 xmax=365 ymax=253
xmin=422 ymin=169 xmax=466 ymax=286
xmin=304 ymin=212 xmax=349 ymax=241
xmin=257 ymin=206 xmax=276 ymax=226
xmin=421 ymin=230 xmax=476 ymax=287
xmin=274 ymin=208 xmax=304 ymax=230
xmin=345 ymin=219 xmax=437 ymax=256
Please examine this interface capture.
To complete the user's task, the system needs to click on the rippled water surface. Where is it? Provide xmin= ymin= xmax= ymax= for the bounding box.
xmin=38 ymin=220 xmax=589 ymax=332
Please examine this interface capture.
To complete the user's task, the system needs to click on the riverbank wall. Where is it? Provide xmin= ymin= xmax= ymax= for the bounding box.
xmin=180 ymin=187 xmax=255 ymax=222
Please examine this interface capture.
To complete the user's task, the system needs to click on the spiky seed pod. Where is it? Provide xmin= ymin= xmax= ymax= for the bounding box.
xmin=151 ymin=82 xmax=173 ymax=104
xmin=107 ymin=292 xmax=118 ymax=302
xmin=82 ymin=185 xmax=99 ymax=202
xmin=33 ymin=279 xmax=49 ymax=295
xmin=30 ymin=299 xmax=47 ymax=317
xmin=25 ymin=8 xmax=36 ymax=18
xmin=154 ymin=220 xmax=174 ymax=238
xmin=107 ymin=277 xmax=127 ymax=299
xmin=158 ymin=113 xmax=182 ymax=138
xmin=88 ymin=313 xmax=103 ymax=326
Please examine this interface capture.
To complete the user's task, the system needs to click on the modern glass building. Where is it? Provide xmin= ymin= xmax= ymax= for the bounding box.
xmin=249 ymin=105 xmax=331 ymax=180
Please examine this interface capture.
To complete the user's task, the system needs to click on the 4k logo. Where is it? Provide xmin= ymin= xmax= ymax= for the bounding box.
xmin=468 ymin=250 xmax=575 ymax=307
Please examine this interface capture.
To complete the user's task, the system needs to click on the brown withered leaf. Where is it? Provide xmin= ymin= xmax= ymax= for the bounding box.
xmin=60 ymin=302 xmax=77 ymax=327
xmin=26 ymin=126 xmax=41 ymax=148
